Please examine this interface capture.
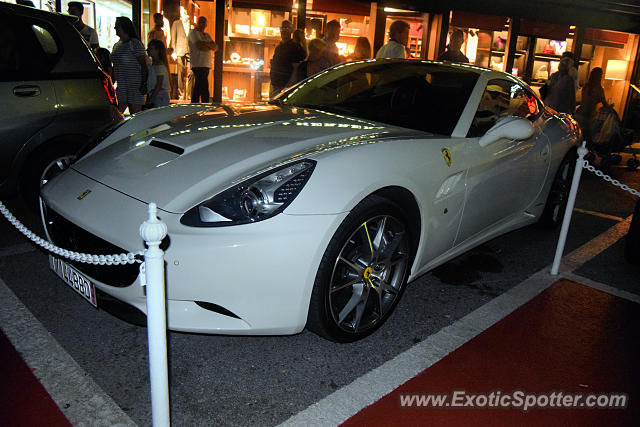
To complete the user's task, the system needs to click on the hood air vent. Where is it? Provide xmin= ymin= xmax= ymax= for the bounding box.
xmin=149 ymin=140 xmax=184 ymax=155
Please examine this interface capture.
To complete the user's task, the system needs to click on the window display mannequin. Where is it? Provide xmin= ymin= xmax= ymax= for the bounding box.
xmin=170 ymin=6 xmax=190 ymax=100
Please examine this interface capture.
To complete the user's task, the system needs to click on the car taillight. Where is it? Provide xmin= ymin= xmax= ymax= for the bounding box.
xmin=101 ymin=72 xmax=117 ymax=106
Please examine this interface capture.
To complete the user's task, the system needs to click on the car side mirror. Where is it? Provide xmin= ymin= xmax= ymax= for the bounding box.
xmin=478 ymin=116 xmax=534 ymax=147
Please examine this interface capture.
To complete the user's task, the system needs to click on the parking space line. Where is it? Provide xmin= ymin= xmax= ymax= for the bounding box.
xmin=279 ymin=218 xmax=631 ymax=427
xmin=573 ymin=208 xmax=625 ymax=222
xmin=0 ymin=277 xmax=137 ymax=427
xmin=560 ymin=215 xmax=631 ymax=271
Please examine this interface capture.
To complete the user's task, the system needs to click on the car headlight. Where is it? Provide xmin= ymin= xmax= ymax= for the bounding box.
xmin=180 ymin=159 xmax=316 ymax=227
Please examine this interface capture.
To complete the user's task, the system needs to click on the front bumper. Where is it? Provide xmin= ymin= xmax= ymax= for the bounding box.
xmin=42 ymin=169 xmax=347 ymax=335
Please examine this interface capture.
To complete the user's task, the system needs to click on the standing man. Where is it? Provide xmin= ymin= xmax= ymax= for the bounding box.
xmin=188 ymin=16 xmax=217 ymax=103
xmin=269 ymin=20 xmax=305 ymax=97
xmin=323 ymin=19 xmax=342 ymax=66
xmin=67 ymin=2 xmax=99 ymax=50
xmin=438 ymin=30 xmax=469 ymax=63
xmin=148 ymin=13 xmax=167 ymax=46
xmin=376 ymin=20 xmax=410 ymax=59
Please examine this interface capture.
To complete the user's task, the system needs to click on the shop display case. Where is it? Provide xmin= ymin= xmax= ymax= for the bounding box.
xmin=222 ymin=37 xmax=271 ymax=102
xmin=223 ymin=7 xmax=286 ymax=102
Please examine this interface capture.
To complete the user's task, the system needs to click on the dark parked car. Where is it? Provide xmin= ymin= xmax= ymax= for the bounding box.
xmin=0 ymin=3 xmax=121 ymax=206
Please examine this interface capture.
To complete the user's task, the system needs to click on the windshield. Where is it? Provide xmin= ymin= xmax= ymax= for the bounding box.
xmin=275 ymin=60 xmax=479 ymax=135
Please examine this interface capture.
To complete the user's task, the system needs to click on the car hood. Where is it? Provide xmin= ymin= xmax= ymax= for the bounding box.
xmin=71 ymin=104 xmax=423 ymax=213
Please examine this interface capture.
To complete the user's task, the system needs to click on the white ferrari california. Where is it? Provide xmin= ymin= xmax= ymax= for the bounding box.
xmin=40 ymin=59 xmax=579 ymax=342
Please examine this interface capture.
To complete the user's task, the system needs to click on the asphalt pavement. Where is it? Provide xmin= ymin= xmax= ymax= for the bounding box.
xmin=0 ymin=157 xmax=638 ymax=426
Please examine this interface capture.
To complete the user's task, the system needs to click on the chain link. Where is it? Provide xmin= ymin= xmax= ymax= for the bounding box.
xmin=582 ymin=159 xmax=640 ymax=197
xmin=0 ymin=201 xmax=143 ymax=265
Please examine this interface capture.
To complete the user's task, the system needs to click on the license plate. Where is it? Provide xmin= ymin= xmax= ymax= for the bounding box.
xmin=49 ymin=255 xmax=97 ymax=307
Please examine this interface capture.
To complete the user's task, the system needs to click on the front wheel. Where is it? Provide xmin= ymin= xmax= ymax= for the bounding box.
xmin=307 ymin=196 xmax=414 ymax=342
xmin=22 ymin=143 xmax=81 ymax=211
xmin=540 ymin=150 xmax=576 ymax=228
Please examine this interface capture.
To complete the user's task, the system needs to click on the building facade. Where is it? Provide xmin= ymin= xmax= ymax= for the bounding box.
xmin=4 ymin=0 xmax=640 ymax=128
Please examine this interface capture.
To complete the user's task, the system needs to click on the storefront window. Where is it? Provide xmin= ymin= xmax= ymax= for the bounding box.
xmin=447 ymin=27 xmax=508 ymax=69
xmin=225 ymin=7 xmax=288 ymax=102
xmin=583 ymin=29 xmax=638 ymax=118
xmin=512 ymin=35 xmax=530 ymax=78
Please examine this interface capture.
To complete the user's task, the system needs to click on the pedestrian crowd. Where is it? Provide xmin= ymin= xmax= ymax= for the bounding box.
xmin=71 ymin=4 xmax=216 ymax=114
xmin=70 ymin=3 xmax=617 ymax=147
xmin=270 ymin=19 xmax=412 ymax=97
xmin=71 ymin=4 xmax=415 ymax=110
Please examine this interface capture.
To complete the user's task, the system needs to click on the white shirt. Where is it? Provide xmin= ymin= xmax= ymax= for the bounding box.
xmin=376 ymin=40 xmax=407 ymax=59
xmin=80 ymin=25 xmax=99 ymax=47
xmin=148 ymin=64 xmax=170 ymax=92
xmin=188 ymin=29 xmax=213 ymax=68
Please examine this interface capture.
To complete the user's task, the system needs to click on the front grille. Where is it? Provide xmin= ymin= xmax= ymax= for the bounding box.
xmin=43 ymin=205 xmax=140 ymax=287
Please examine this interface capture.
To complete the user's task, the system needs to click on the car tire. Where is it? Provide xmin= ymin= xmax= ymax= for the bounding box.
xmin=307 ymin=195 xmax=414 ymax=342
xmin=540 ymin=150 xmax=577 ymax=228
xmin=625 ymin=199 xmax=640 ymax=265
xmin=22 ymin=141 xmax=82 ymax=211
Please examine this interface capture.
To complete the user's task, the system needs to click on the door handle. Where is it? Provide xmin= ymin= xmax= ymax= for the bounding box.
xmin=13 ymin=85 xmax=41 ymax=97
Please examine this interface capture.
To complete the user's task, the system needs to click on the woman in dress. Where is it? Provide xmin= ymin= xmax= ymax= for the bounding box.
xmin=145 ymin=39 xmax=171 ymax=108
xmin=111 ymin=16 xmax=148 ymax=114
xmin=577 ymin=67 xmax=609 ymax=142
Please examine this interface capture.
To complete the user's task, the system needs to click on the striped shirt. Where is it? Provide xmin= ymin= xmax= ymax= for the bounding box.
xmin=112 ymin=39 xmax=146 ymax=104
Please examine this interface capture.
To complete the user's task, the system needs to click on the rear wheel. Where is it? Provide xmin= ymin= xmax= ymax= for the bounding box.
xmin=307 ymin=196 xmax=413 ymax=342
xmin=540 ymin=150 xmax=576 ymax=228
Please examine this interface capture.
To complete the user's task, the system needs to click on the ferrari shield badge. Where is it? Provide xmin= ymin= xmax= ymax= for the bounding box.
xmin=441 ymin=148 xmax=452 ymax=167
xmin=77 ymin=189 xmax=91 ymax=200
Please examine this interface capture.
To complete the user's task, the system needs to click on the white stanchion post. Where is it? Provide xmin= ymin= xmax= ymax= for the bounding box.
xmin=551 ymin=142 xmax=588 ymax=275
xmin=139 ymin=203 xmax=170 ymax=427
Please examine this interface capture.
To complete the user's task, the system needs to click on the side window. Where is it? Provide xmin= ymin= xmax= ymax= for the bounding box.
xmin=25 ymin=18 xmax=61 ymax=72
xmin=32 ymin=24 xmax=59 ymax=57
xmin=0 ymin=14 xmax=20 ymax=82
xmin=0 ymin=14 xmax=57 ymax=82
xmin=468 ymin=79 xmax=541 ymax=137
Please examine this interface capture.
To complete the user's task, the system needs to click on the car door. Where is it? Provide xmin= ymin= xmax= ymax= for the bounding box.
xmin=454 ymin=78 xmax=550 ymax=245
xmin=0 ymin=11 xmax=57 ymax=187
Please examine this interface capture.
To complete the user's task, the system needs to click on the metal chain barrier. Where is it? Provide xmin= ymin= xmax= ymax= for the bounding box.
xmin=552 ymin=141 xmax=638 ymax=275
xmin=0 ymin=201 xmax=142 ymax=265
xmin=583 ymin=159 xmax=640 ymax=196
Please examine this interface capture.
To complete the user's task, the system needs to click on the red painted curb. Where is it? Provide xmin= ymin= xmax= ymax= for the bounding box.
xmin=343 ymin=280 xmax=640 ymax=426
xmin=0 ymin=329 xmax=71 ymax=427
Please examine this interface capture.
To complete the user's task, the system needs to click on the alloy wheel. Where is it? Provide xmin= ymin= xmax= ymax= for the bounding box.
xmin=328 ymin=215 xmax=409 ymax=334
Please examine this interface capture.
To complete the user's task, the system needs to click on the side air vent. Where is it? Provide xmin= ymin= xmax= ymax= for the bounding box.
xmin=149 ymin=140 xmax=184 ymax=155
xmin=195 ymin=301 xmax=241 ymax=319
